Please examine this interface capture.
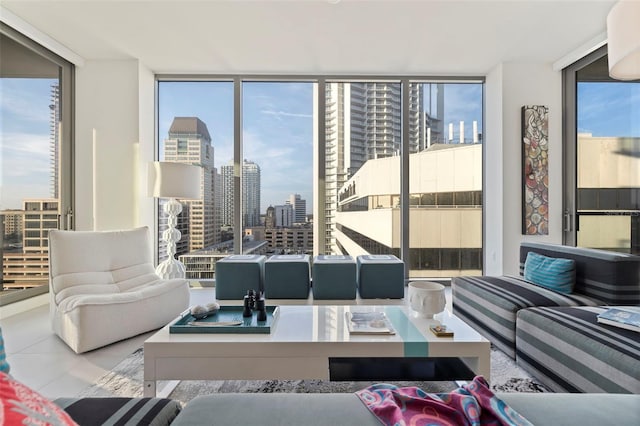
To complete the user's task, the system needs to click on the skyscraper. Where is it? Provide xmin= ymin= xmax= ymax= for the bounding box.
xmin=49 ymin=84 xmax=60 ymax=199
xmin=163 ymin=117 xmax=220 ymax=254
xmin=221 ymin=160 xmax=262 ymax=228
xmin=242 ymin=160 xmax=261 ymax=227
xmin=221 ymin=163 xmax=234 ymax=227
xmin=274 ymin=204 xmax=294 ymax=228
xmin=287 ymin=194 xmax=306 ymax=223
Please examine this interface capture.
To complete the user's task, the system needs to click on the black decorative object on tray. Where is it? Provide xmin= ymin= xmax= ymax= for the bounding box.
xmin=171 ymin=305 xmax=279 ymax=334
xmin=242 ymin=289 xmax=268 ymax=321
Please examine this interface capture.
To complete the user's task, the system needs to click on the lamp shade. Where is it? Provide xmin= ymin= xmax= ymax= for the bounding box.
xmin=148 ymin=161 xmax=201 ymax=199
xmin=607 ymin=1 xmax=640 ymax=80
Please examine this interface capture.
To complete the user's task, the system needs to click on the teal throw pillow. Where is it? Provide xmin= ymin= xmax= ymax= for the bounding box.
xmin=523 ymin=251 xmax=576 ymax=294
xmin=0 ymin=327 xmax=9 ymax=374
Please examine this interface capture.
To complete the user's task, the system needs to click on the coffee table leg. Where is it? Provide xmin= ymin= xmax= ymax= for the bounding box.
xmin=460 ymin=354 xmax=491 ymax=381
xmin=144 ymin=380 xmax=156 ymax=397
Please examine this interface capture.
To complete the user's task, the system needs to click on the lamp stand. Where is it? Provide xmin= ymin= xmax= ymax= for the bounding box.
xmin=156 ymin=197 xmax=187 ymax=280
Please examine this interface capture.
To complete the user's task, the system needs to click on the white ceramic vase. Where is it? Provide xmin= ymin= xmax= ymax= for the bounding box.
xmin=408 ymin=281 xmax=446 ymax=318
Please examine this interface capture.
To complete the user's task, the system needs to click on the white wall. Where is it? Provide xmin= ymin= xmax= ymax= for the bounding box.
xmin=484 ymin=64 xmax=504 ymax=275
xmin=75 ymin=59 xmax=155 ymax=233
xmin=485 ymin=62 xmax=564 ymax=275
xmin=136 ymin=63 xmax=155 ymax=232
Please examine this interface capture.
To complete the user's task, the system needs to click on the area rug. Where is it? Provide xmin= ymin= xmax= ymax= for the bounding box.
xmin=79 ymin=346 xmax=549 ymax=404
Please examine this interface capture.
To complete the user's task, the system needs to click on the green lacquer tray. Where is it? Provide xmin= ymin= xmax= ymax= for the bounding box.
xmin=170 ymin=306 xmax=279 ymax=334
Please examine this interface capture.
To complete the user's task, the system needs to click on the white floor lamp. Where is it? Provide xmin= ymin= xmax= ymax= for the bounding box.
xmin=148 ymin=161 xmax=201 ymax=279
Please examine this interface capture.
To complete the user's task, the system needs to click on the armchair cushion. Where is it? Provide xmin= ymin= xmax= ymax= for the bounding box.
xmin=48 ymin=227 xmax=189 ymax=353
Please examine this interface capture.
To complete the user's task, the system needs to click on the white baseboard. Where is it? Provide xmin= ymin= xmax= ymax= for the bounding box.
xmin=0 ymin=294 xmax=49 ymax=320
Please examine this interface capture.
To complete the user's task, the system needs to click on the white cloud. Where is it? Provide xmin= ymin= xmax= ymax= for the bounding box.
xmin=1 ymin=132 xmax=51 ymax=181
xmin=0 ymin=80 xmax=55 ymax=127
xmin=261 ymin=109 xmax=313 ymax=119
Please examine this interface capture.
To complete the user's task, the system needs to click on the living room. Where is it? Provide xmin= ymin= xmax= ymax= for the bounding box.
xmin=1 ymin=1 xmax=639 ymax=424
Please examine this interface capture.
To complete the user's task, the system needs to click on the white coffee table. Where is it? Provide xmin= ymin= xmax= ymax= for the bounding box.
xmin=143 ymin=305 xmax=490 ymax=397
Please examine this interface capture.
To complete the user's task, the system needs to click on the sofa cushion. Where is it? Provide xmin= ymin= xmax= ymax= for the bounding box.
xmin=452 ymin=275 xmax=602 ymax=358
xmin=516 ymin=306 xmax=640 ymax=393
xmin=523 ymin=251 xmax=575 ymax=294
xmin=1 ymin=372 xmax=78 ymax=425
xmin=54 ymin=397 xmax=182 ymax=426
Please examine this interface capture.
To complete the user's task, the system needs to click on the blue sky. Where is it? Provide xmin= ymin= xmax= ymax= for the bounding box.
xmin=3 ymin=79 xmax=637 ymax=212
xmin=1 ymin=78 xmax=56 ymax=210
xmin=578 ymin=82 xmax=640 ymax=137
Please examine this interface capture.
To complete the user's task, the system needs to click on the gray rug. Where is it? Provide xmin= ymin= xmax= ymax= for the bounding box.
xmin=79 ymin=346 xmax=549 ymax=404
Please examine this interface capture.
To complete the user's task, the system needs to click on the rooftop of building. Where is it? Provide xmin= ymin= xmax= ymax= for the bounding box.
xmin=168 ymin=117 xmax=212 ymax=142
xmin=181 ymin=239 xmax=268 ymax=257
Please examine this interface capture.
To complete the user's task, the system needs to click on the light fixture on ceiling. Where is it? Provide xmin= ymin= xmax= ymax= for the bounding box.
xmin=607 ymin=1 xmax=640 ymax=80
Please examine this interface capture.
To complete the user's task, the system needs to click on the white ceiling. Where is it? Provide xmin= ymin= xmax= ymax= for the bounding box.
xmin=1 ymin=0 xmax=616 ymax=75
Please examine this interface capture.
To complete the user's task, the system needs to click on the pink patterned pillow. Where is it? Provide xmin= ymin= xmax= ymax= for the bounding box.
xmin=1 ymin=372 xmax=78 ymax=425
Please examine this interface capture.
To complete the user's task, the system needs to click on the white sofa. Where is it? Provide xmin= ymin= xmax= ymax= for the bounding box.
xmin=48 ymin=227 xmax=189 ymax=353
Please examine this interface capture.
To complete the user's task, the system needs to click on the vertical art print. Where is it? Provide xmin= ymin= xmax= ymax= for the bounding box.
xmin=522 ymin=105 xmax=549 ymax=235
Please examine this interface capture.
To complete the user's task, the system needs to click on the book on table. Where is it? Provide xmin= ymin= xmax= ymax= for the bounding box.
xmin=346 ymin=311 xmax=396 ymax=335
xmin=596 ymin=308 xmax=640 ymax=333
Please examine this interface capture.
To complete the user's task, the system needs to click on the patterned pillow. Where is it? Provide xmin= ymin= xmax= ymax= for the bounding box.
xmin=0 ymin=372 xmax=78 ymax=425
xmin=0 ymin=327 xmax=9 ymax=374
xmin=524 ymin=251 xmax=576 ymax=294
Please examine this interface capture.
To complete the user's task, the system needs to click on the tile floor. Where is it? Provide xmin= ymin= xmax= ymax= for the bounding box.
xmin=1 ymin=286 xmax=451 ymax=399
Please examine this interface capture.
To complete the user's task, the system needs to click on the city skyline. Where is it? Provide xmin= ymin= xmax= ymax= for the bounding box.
xmin=2 ymin=79 xmax=639 ymax=211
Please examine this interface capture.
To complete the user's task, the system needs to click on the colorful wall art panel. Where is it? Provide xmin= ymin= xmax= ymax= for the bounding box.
xmin=522 ymin=105 xmax=549 ymax=235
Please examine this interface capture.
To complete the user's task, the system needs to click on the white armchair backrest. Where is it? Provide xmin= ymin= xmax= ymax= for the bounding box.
xmin=48 ymin=227 xmax=155 ymax=297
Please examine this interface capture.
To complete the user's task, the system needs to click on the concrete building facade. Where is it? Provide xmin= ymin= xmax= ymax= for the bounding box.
xmin=287 ymin=194 xmax=307 ymax=224
xmin=2 ymin=199 xmax=59 ymax=288
xmin=335 ymin=144 xmax=482 ymax=278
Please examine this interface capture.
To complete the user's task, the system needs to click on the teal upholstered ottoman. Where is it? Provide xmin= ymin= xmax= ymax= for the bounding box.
xmin=215 ymin=254 xmax=266 ymax=300
xmin=312 ymin=255 xmax=357 ymax=299
xmin=357 ymin=254 xmax=404 ymax=299
xmin=264 ymin=254 xmax=311 ymax=299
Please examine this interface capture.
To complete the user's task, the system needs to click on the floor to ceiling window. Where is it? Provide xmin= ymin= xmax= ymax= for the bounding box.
xmin=408 ymin=82 xmax=483 ymax=278
xmin=156 ymin=81 xmax=233 ymax=280
xmin=156 ymin=77 xmax=484 ymax=282
xmin=0 ymin=24 xmax=74 ymax=305
xmin=329 ymin=81 xmax=402 ymax=260
xmin=564 ymin=46 xmax=640 ymax=254
xmin=242 ymin=81 xmax=313 ymax=257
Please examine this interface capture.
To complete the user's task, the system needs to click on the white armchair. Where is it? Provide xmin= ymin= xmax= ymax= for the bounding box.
xmin=48 ymin=226 xmax=189 ymax=353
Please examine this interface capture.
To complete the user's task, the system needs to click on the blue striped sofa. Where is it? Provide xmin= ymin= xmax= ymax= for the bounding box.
xmin=452 ymin=242 xmax=640 ymax=392
xmin=516 ymin=306 xmax=640 ymax=393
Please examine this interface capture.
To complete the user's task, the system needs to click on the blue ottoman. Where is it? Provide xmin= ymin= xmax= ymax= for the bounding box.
xmin=357 ymin=255 xmax=405 ymax=299
xmin=264 ymin=254 xmax=311 ymax=299
xmin=215 ymin=254 xmax=266 ymax=300
xmin=312 ymin=255 xmax=357 ymax=300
